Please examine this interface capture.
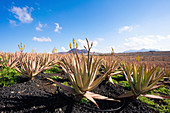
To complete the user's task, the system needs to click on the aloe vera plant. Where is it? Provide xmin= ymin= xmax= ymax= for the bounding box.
xmin=0 ymin=52 xmax=18 ymax=69
xmin=15 ymin=53 xmax=57 ymax=79
xmin=118 ymin=63 xmax=169 ymax=99
xmin=102 ymin=55 xmax=122 ymax=85
xmin=47 ymin=38 xmax=120 ymax=108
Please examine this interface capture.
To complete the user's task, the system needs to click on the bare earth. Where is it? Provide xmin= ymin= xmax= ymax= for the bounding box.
xmin=113 ymin=51 xmax=170 ymax=71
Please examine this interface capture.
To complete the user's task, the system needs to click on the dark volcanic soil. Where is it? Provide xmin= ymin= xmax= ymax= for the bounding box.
xmin=0 ymin=74 xmax=156 ymax=113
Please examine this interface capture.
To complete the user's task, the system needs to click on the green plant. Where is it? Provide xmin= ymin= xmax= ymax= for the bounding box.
xmin=138 ymin=96 xmax=170 ymax=113
xmin=0 ymin=67 xmax=21 ymax=87
xmin=0 ymin=56 xmax=6 ymax=70
xmin=112 ymin=74 xmax=125 ymax=81
xmin=153 ymin=87 xmax=170 ymax=95
xmin=111 ymin=79 xmax=119 ymax=85
xmin=80 ymin=97 xmax=89 ymax=105
xmin=50 ymin=76 xmax=63 ymax=80
xmin=0 ymin=53 xmax=21 ymax=86
xmin=118 ymin=63 xmax=169 ymax=99
xmin=47 ymin=38 xmax=120 ymax=108
xmin=43 ymin=65 xmax=61 ymax=74
xmin=119 ymin=81 xmax=130 ymax=89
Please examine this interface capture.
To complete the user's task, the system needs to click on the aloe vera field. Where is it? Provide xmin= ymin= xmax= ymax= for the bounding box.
xmin=1 ymin=0 xmax=170 ymax=113
xmin=0 ymin=38 xmax=169 ymax=113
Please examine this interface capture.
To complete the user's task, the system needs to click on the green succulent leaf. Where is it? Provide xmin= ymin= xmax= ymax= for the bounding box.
xmin=119 ymin=63 xmax=165 ymax=98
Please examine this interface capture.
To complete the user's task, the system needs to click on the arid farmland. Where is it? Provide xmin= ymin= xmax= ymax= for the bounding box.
xmin=111 ymin=51 xmax=170 ymax=71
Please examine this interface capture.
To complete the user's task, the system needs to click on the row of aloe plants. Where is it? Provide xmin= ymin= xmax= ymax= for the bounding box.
xmin=47 ymin=38 xmax=169 ymax=109
xmin=0 ymin=52 xmax=60 ymax=80
xmin=0 ymin=38 xmax=169 ymax=109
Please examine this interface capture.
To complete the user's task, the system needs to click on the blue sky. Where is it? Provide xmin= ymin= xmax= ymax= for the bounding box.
xmin=0 ymin=0 xmax=170 ymax=53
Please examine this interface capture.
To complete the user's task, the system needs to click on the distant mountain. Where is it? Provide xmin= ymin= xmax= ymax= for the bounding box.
xmin=123 ymin=48 xmax=159 ymax=53
xmin=57 ymin=48 xmax=104 ymax=55
xmin=58 ymin=48 xmax=88 ymax=54
xmin=68 ymin=48 xmax=88 ymax=54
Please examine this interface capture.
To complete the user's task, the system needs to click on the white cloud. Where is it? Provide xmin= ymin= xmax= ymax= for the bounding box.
xmin=95 ymin=45 xmax=116 ymax=53
xmin=36 ymin=27 xmax=41 ymax=31
xmin=167 ymin=35 xmax=170 ymax=39
xmin=77 ymin=39 xmax=98 ymax=52
xmin=9 ymin=20 xmax=17 ymax=26
xmin=36 ymin=22 xmax=43 ymax=31
xmin=77 ymin=39 xmax=86 ymax=49
xmin=124 ymin=36 xmax=157 ymax=49
xmin=156 ymin=35 xmax=165 ymax=41
xmin=117 ymin=35 xmax=170 ymax=52
xmin=97 ymin=38 xmax=104 ymax=41
xmin=10 ymin=6 xmax=33 ymax=23
xmin=54 ymin=23 xmax=62 ymax=32
xmin=61 ymin=47 xmax=68 ymax=52
xmin=93 ymin=41 xmax=98 ymax=47
xmin=118 ymin=26 xmax=133 ymax=33
xmin=33 ymin=37 xmax=52 ymax=42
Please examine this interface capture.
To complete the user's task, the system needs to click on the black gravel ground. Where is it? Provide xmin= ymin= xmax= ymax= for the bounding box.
xmin=0 ymin=74 xmax=156 ymax=113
